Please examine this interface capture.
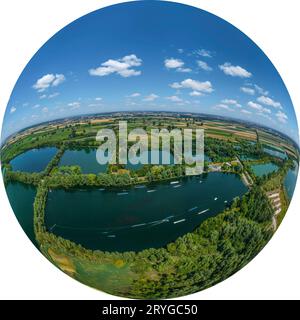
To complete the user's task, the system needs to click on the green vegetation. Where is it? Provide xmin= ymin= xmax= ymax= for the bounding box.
xmin=34 ymin=183 xmax=273 ymax=298
xmin=1 ymin=114 xmax=299 ymax=298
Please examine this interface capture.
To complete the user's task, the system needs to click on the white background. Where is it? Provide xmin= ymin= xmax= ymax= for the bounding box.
xmin=0 ymin=0 xmax=299 ymax=300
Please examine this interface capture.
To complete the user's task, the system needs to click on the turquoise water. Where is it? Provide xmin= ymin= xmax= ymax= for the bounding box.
xmin=251 ymin=163 xmax=279 ymax=177
xmin=284 ymin=161 xmax=299 ymax=199
xmin=45 ymin=173 xmax=247 ymax=252
xmin=263 ymin=146 xmax=287 ymax=159
xmin=59 ymin=149 xmax=107 ymax=174
xmin=5 ymin=182 xmax=37 ymax=247
xmin=10 ymin=147 xmax=57 ymax=172
xmin=240 ymin=154 xmax=259 ymax=161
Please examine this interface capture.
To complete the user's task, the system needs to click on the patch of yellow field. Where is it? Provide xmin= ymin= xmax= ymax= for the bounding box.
xmin=114 ymin=259 xmax=125 ymax=268
xmin=117 ymin=169 xmax=130 ymax=174
xmin=48 ymin=248 xmax=76 ymax=276
xmin=91 ymin=118 xmax=113 ymax=124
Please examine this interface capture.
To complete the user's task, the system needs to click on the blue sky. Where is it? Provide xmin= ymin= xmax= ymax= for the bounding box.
xmin=2 ymin=0 xmax=299 ymax=143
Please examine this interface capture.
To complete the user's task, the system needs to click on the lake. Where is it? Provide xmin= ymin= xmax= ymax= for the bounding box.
xmin=263 ymin=146 xmax=287 ymax=160
xmin=45 ymin=172 xmax=247 ymax=252
xmin=59 ymin=149 xmax=108 ymax=174
xmin=284 ymin=161 xmax=299 ymax=199
xmin=251 ymin=163 xmax=279 ymax=177
xmin=5 ymin=182 xmax=37 ymax=247
xmin=10 ymin=147 xmax=57 ymax=172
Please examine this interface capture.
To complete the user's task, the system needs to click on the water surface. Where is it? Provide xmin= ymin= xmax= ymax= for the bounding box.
xmin=251 ymin=163 xmax=278 ymax=177
xmin=10 ymin=147 xmax=57 ymax=172
xmin=45 ymin=172 xmax=247 ymax=252
xmin=5 ymin=182 xmax=37 ymax=247
xmin=284 ymin=161 xmax=299 ymax=199
xmin=59 ymin=149 xmax=107 ymax=174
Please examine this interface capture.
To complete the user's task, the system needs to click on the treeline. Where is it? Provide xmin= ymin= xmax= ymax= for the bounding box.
xmin=44 ymin=164 xmax=186 ymax=189
xmin=43 ymin=146 xmax=65 ymax=175
xmin=259 ymin=159 xmax=294 ymax=192
xmin=34 ymin=185 xmax=274 ymax=299
xmin=4 ymin=170 xmax=42 ymax=186
xmin=33 ymin=183 xmax=48 ymax=235
xmin=205 ymin=138 xmax=236 ymax=162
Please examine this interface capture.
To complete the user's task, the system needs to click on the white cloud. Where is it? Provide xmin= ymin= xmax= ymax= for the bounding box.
xmin=240 ymin=87 xmax=255 ymax=95
xmin=95 ymin=97 xmax=102 ymax=101
xmin=254 ymin=85 xmax=269 ymax=96
xmin=214 ymin=104 xmax=234 ymax=112
xmin=42 ymin=107 xmax=48 ymax=113
xmin=241 ymin=109 xmax=252 ymax=115
xmin=89 ymin=54 xmax=142 ymax=78
xmin=166 ymin=95 xmax=182 ymax=102
xmin=88 ymin=103 xmax=102 ymax=108
xmin=164 ymin=58 xmax=191 ymax=73
xmin=10 ymin=106 xmax=16 ymax=113
xmin=164 ymin=58 xmax=184 ymax=69
xmin=68 ymin=101 xmax=81 ymax=109
xmin=32 ymin=104 xmax=40 ymax=109
xmin=170 ymin=82 xmax=182 ymax=89
xmin=33 ymin=74 xmax=65 ymax=92
xmin=195 ymin=49 xmax=212 ymax=58
xmin=48 ymin=92 xmax=60 ymax=99
xmin=170 ymin=78 xmax=213 ymax=94
xmin=143 ymin=94 xmax=159 ymax=102
xmin=52 ymin=74 xmax=65 ymax=87
xmin=177 ymin=67 xmax=192 ymax=73
xmin=248 ymin=101 xmax=271 ymax=114
xmin=257 ymin=96 xmax=282 ymax=109
xmin=219 ymin=63 xmax=252 ymax=78
xmin=276 ymin=110 xmax=288 ymax=123
xmin=257 ymin=113 xmax=273 ymax=122
xmin=129 ymin=93 xmax=140 ymax=98
xmin=189 ymin=91 xmax=203 ymax=97
xmin=197 ymin=60 xmax=212 ymax=71
xmin=221 ymin=99 xmax=242 ymax=107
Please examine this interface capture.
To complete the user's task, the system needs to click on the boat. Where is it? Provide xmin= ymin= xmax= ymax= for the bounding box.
xmin=170 ymin=181 xmax=179 ymax=185
xmin=214 ymin=197 xmax=218 ymax=201
xmin=173 ymin=219 xmax=186 ymax=224
xmin=131 ymin=223 xmax=146 ymax=228
xmin=173 ymin=184 xmax=181 ymax=188
xmin=188 ymin=206 xmax=198 ymax=212
xmin=197 ymin=209 xmax=210 ymax=215
xmin=117 ymin=192 xmax=128 ymax=196
xmin=147 ymin=190 xmax=156 ymax=193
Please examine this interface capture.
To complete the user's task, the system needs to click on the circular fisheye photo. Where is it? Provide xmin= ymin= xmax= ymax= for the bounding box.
xmin=1 ymin=1 xmax=299 ymax=299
